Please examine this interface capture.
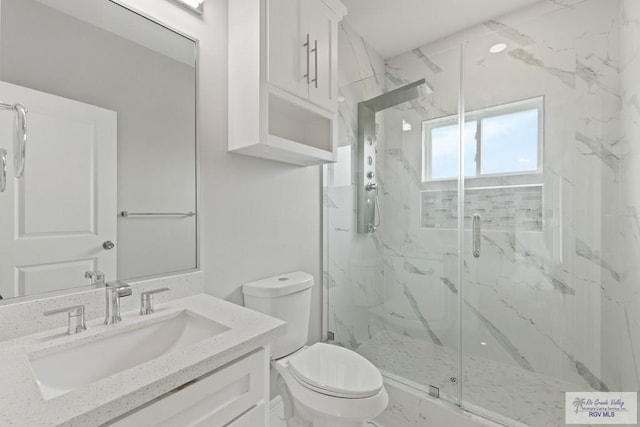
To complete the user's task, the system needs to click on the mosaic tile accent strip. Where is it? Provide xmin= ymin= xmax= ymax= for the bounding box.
xmin=420 ymin=185 xmax=543 ymax=231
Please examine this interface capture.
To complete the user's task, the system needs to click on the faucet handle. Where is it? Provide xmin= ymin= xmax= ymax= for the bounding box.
xmin=85 ymin=270 xmax=105 ymax=286
xmin=140 ymin=288 xmax=170 ymax=315
xmin=104 ymin=281 xmax=132 ymax=325
xmin=44 ymin=305 xmax=86 ymax=335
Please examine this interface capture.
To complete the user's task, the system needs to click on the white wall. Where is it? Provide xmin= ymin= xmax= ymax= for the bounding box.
xmin=115 ymin=0 xmax=323 ymax=343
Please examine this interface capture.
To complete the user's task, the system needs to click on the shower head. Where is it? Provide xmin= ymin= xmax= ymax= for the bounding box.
xmin=360 ymin=78 xmax=431 ymax=113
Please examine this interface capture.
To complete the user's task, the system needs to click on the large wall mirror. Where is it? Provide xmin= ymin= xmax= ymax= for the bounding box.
xmin=0 ymin=0 xmax=197 ymax=300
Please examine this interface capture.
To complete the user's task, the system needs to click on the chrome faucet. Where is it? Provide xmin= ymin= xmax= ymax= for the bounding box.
xmin=44 ymin=305 xmax=86 ymax=335
xmin=85 ymin=270 xmax=105 ymax=287
xmin=140 ymin=288 xmax=170 ymax=315
xmin=104 ymin=281 xmax=132 ymax=324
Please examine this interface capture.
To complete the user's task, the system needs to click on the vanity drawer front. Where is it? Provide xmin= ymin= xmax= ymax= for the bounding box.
xmin=109 ymin=348 xmax=267 ymax=427
xmin=226 ymin=402 xmax=266 ymax=427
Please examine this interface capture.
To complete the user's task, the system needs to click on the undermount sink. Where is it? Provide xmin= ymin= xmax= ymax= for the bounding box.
xmin=28 ymin=310 xmax=230 ymax=400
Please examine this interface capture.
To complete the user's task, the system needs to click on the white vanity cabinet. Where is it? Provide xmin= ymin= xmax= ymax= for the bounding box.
xmin=108 ymin=348 xmax=269 ymax=427
xmin=229 ymin=0 xmax=346 ymax=166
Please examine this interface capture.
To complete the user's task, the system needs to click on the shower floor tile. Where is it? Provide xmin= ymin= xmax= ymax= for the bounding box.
xmin=356 ymin=330 xmax=583 ymax=427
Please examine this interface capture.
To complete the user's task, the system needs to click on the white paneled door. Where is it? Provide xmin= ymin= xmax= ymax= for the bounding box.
xmin=0 ymin=81 xmax=117 ymax=298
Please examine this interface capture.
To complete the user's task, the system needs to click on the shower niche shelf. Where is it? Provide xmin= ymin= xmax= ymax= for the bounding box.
xmin=228 ymin=0 xmax=346 ymax=166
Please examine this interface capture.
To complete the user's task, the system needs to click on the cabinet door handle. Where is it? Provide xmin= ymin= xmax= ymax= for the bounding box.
xmin=303 ymin=33 xmax=310 ymax=85
xmin=472 ymin=213 xmax=481 ymax=258
xmin=311 ymin=39 xmax=318 ymax=88
xmin=0 ymin=148 xmax=6 ymax=193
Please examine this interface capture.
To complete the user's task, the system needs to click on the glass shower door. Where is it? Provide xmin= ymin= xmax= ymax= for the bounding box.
xmin=325 ymin=34 xmax=464 ymax=406
xmin=460 ymin=1 xmax=636 ymax=425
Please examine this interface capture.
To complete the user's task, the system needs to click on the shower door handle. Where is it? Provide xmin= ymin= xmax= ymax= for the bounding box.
xmin=0 ymin=148 xmax=6 ymax=192
xmin=472 ymin=213 xmax=481 ymax=258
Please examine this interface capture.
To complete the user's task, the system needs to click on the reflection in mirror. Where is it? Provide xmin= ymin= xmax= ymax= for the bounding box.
xmin=0 ymin=0 xmax=197 ymax=300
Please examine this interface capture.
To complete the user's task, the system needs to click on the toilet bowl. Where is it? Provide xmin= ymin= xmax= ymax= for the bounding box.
xmin=243 ymin=272 xmax=388 ymax=427
xmin=273 ymin=343 xmax=388 ymax=427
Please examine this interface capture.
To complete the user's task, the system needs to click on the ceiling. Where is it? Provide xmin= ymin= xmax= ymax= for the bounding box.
xmin=341 ymin=0 xmax=542 ymax=59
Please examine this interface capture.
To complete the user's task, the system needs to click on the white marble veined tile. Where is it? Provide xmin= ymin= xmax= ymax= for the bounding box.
xmin=326 ymin=3 xmax=640 ymax=426
xmin=338 ymin=21 xmax=385 ymax=89
xmin=356 ymin=330 xmax=587 ymax=427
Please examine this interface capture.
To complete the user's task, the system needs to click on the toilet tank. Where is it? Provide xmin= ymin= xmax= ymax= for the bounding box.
xmin=242 ymin=272 xmax=314 ymax=359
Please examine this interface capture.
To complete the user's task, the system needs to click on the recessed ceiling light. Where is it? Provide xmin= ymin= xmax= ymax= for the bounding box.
xmin=480 ymin=341 xmax=487 ymax=346
xmin=168 ymin=0 xmax=204 ymax=15
xmin=489 ymin=43 xmax=507 ymax=54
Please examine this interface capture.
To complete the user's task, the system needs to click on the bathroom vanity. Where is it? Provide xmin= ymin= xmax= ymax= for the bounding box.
xmin=0 ymin=278 xmax=285 ymax=426
xmin=0 ymin=1 xmax=289 ymax=425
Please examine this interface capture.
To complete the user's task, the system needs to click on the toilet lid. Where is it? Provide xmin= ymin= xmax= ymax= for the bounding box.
xmin=287 ymin=343 xmax=383 ymax=399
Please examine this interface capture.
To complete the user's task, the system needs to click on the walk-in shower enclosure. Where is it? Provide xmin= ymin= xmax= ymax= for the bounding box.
xmin=325 ymin=0 xmax=640 ymax=425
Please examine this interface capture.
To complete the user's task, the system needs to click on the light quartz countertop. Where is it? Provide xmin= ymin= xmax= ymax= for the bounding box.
xmin=0 ymin=293 xmax=285 ymax=426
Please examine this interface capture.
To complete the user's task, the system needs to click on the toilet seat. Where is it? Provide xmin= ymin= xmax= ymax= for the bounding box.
xmin=272 ymin=351 xmax=389 ymax=422
xmin=287 ymin=343 xmax=383 ymax=398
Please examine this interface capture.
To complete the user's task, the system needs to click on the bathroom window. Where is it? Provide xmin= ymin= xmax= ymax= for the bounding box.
xmin=422 ymin=97 xmax=543 ymax=181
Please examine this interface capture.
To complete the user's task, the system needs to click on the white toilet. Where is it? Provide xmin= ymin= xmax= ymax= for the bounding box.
xmin=243 ymin=271 xmax=388 ymax=427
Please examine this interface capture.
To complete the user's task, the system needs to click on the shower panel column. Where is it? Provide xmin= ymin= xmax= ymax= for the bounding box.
xmin=356 ymin=78 xmax=429 ymax=234
xmin=356 ymin=103 xmax=377 ymax=234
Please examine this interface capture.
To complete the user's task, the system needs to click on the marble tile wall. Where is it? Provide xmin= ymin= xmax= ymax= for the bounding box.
xmin=382 ymin=0 xmax=638 ymax=394
xmin=607 ymin=0 xmax=640 ymax=393
xmin=325 ymin=0 xmax=640 ymax=423
xmin=421 ymin=185 xmax=544 ymax=231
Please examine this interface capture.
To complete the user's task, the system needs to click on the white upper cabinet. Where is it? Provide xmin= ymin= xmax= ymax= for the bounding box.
xmin=302 ymin=0 xmax=338 ymax=112
xmin=229 ymin=0 xmax=346 ymax=166
xmin=269 ymin=0 xmax=339 ymax=112
xmin=268 ymin=0 xmax=306 ymax=100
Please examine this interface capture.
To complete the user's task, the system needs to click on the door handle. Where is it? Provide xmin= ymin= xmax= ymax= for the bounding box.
xmin=0 ymin=148 xmax=6 ymax=193
xmin=103 ymin=240 xmax=115 ymax=250
xmin=472 ymin=213 xmax=481 ymax=258
xmin=303 ymin=33 xmax=310 ymax=85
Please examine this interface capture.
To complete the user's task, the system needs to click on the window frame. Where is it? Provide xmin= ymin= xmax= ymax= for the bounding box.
xmin=422 ymin=96 xmax=544 ymax=182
